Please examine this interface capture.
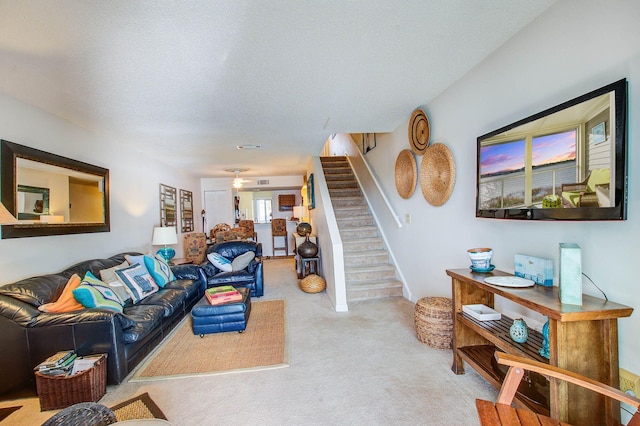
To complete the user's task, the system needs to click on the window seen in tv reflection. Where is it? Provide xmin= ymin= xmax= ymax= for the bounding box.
xmin=479 ymin=129 xmax=578 ymax=209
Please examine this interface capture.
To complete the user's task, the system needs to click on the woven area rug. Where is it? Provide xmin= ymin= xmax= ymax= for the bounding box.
xmin=130 ymin=299 xmax=288 ymax=382
xmin=110 ymin=392 xmax=167 ymax=421
xmin=0 ymin=405 xmax=21 ymax=422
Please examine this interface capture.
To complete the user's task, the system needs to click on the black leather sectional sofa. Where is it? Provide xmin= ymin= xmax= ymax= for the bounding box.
xmin=0 ymin=252 xmax=206 ymax=397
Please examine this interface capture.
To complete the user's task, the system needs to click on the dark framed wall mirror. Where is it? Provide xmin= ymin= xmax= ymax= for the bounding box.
xmin=1 ymin=140 xmax=110 ymax=238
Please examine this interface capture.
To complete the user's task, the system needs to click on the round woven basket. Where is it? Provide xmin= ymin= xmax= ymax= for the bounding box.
xmin=395 ymin=149 xmax=417 ymax=199
xmin=420 ymin=142 xmax=456 ymax=206
xmin=414 ymin=297 xmax=452 ymax=349
xmin=299 ymin=274 xmax=326 ymax=293
xmin=408 ymin=109 xmax=430 ymax=155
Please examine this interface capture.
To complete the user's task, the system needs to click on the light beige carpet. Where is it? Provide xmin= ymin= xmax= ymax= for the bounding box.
xmin=130 ymin=300 xmax=288 ymax=382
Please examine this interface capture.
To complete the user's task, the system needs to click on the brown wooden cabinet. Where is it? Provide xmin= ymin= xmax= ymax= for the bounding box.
xmin=446 ymin=268 xmax=633 ymax=426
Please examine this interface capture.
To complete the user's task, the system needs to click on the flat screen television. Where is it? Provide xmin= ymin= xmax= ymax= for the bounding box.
xmin=476 ymin=79 xmax=627 ymax=221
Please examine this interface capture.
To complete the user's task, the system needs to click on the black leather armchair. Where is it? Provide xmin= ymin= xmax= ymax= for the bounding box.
xmin=201 ymin=241 xmax=264 ymax=297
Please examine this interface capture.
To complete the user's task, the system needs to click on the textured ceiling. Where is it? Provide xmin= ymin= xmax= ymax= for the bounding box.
xmin=0 ymin=1 xmax=555 ymax=178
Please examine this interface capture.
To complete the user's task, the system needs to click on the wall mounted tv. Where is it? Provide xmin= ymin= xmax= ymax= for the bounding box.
xmin=476 ymin=78 xmax=627 ymax=221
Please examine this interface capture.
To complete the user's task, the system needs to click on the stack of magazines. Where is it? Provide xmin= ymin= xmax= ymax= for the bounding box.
xmin=35 ymin=350 xmax=77 ymax=376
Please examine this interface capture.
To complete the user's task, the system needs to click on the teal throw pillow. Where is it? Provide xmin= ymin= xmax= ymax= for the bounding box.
xmin=72 ymin=271 xmax=124 ymax=313
xmin=231 ymin=251 xmax=255 ymax=271
xmin=144 ymin=255 xmax=176 ymax=287
xmin=115 ymin=263 xmax=159 ymax=303
xmin=207 ymin=252 xmax=233 ymax=272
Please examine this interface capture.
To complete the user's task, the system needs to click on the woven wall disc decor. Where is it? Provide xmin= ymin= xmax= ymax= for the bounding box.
xmin=408 ymin=108 xmax=430 ymax=155
xmin=395 ymin=149 xmax=417 ymax=199
xmin=420 ymin=142 xmax=456 ymax=206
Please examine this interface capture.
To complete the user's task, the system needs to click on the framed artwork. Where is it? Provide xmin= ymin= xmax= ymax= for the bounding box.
xmin=180 ymin=189 xmax=194 ymax=232
xmin=278 ymin=194 xmax=296 ymax=211
xmin=590 ymin=121 xmax=606 ymax=145
xmin=307 ymin=174 xmax=315 ymax=210
xmin=17 ymin=185 xmax=50 ymax=220
xmin=159 ymin=184 xmax=177 ymax=227
xmin=362 ymin=133 xmax=377 ymax=154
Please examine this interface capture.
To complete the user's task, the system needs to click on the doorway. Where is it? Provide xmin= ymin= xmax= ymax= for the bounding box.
xmin=204 ymin=190 xmax=231 ymax=237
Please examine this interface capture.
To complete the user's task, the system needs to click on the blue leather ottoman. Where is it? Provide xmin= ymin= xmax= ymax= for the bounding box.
xmin=191 ymin=287 xmax=251 ymax=337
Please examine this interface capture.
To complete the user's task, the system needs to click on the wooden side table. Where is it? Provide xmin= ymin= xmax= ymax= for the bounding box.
xmin=298 ymin=256 xmax=320 ymax=279
xmin=170 ymin=258 xmax=193 ymax=266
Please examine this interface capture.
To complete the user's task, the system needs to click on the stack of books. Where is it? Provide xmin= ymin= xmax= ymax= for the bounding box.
xmin=36 ymin=350 xmax=77 ymax=376
xmin=205 ymin=285 xmax=242 ymax=305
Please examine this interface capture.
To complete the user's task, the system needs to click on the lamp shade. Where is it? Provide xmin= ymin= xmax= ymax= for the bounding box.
xmin=152 ymin=226 xmax=178 ymax=245
xmin=293 ymin=205 xmax=308 ymax=221
xmin=0 ymin=202 xmax=19 ymax=225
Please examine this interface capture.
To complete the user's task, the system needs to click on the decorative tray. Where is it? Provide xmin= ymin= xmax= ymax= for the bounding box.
xmin=484 ymin=276 xmax=535 ymax=288
xmin=462 ymin=304 xmax=502 ymax=321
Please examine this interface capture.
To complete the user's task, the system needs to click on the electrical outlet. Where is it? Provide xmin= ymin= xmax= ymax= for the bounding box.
xmin=620 ymin=368 xmax=640 ymax=396
xmin=405 ymin=213 xmax=411 ymax=224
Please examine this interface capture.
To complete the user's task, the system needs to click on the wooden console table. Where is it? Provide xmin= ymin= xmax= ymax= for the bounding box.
xmin=446 ymin=268 xmax=633 ymax=426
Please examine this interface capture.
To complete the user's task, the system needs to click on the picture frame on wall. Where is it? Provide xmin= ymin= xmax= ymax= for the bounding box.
xmin=362 ymin=133 xmax=377 ymax=154
xmin=160 ymin=184 xmax=177 ymax=227
xmin=307 ymin=173 xmax=315 ymax=210
xmin=180 ymin=189 xmax=194 ymax=232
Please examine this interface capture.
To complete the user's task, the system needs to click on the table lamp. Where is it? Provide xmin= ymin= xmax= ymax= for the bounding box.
xmin=152 ymin=226 xmax=178 ymax=263
xmin=293 ymin=205 xmax=308 ymax=223
xmin=0 ymin=201 xmax=19 ymax=224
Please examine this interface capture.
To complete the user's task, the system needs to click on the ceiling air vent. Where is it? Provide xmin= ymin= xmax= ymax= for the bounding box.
xmin=257 ymin=179 xmax=269 ymax=186
xmin=236 ymin=144 xmax=263 ymax=150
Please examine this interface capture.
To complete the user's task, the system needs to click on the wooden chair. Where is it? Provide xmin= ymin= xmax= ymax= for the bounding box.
xmin=238 ymin=219 xmax=257 ymax=242
xmin=561 ymin=168 xmax=610 ymax=207
xmin=183 ymin=232 xmax=207 ymax=264
xmin=476 ymin=352 xmax=640 ymax=426
xmin=271 ymin=218 xmax=288 ymax=257
xmin=209 ymin=223 xmax=231 ymax=242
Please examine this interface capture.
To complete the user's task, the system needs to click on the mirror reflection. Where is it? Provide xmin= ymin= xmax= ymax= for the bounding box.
xmin=17 ymin=158 xmax=105 ymax=223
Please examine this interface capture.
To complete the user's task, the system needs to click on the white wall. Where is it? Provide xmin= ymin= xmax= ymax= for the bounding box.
xmin=0 ymin=93 xmax=202 ymax=283
xmin=365 ymin=0 xmax=640 ymax=374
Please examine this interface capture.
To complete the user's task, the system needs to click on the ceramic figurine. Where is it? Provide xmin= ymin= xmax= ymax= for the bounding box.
xmin=539 ymin=319 xmax=550 ymax=359
xmin=510 ymin=318 xmax=528 ymax=343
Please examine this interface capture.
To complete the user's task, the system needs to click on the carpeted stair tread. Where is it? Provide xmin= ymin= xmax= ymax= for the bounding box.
xmin=346 ymin=279 xmax=404 ymax=301
xmin=325 ymin=173 xmax=356 ymax=180
xmin=342 ymin=238 xmax=384 ymax=252
xmin=346 ymin=278 xmax=403 ymax=289
xmin=339 ymin=226 xmax=379 ymax=239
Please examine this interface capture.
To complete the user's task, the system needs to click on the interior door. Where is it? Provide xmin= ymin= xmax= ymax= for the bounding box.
xmin=204 ymin=190 xmax=231 ymax=237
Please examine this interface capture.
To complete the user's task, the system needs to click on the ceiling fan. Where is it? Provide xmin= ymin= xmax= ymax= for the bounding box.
xmin=225 ymin=168 xmax=253 ymax=188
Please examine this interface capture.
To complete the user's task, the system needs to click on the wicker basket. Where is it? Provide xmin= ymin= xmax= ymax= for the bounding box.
xmin=299 ymin=274 xmax=326 ymax=293
xmin=36 ymin=354 xmax=107 ymax=411
xmin=414 ymin=297 xmax=453 ymax=349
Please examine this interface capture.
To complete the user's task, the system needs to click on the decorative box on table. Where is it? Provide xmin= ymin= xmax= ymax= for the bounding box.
xmin=35 ymin=354 xmax=107 ymax=411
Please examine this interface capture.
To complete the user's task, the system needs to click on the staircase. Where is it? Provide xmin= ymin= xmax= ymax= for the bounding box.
xmin=320 ymin=156 xmax=403 ymax=302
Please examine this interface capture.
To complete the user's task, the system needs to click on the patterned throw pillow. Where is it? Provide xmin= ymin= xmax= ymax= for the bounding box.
xmin=125 ymin=254 xmax=146 ymax=267
xmin=207 ymin=252 xmax=233 ymax=272
xmin=115 ymin=263 xmax=159 ymax=303
xmin=231 ymin=251 xmax=255 ymax=271
xmin=99 ymin=261 xmax=134 ymax=304
xmin=72 ymin=271 xmax=124 ymax=313
xmin=143 ymin=255 xmax=176 ymax=287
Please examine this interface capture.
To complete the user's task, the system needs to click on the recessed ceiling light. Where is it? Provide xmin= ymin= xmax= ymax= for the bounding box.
xmin=236 ymin=144 xmax=263 ymax=150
